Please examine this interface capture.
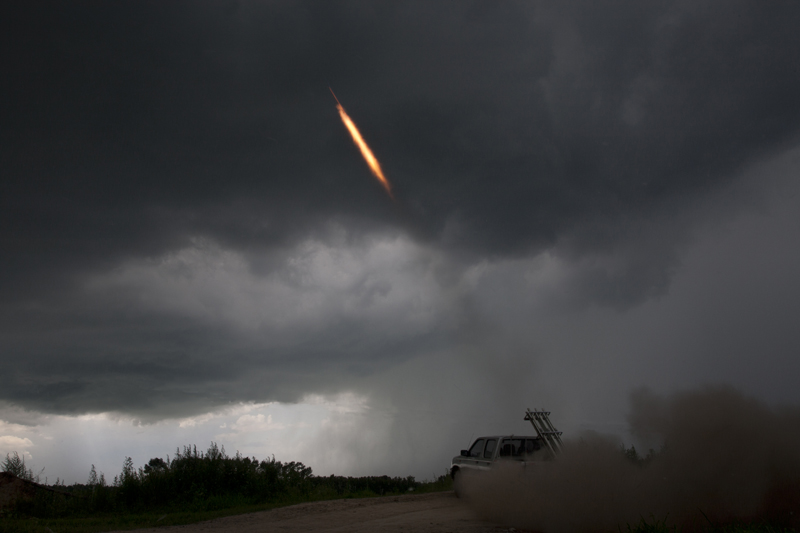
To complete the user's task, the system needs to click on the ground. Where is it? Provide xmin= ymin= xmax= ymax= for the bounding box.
xmin=107 ymin=492 xmax=509 ymax=533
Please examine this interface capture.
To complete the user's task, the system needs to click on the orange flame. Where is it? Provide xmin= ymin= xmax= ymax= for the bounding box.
xmin=330 ymin=88 xmax=393 ymax=199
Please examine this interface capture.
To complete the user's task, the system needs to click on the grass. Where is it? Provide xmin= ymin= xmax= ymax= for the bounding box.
xmin=0 ymin=504 xmax=282 ymax=533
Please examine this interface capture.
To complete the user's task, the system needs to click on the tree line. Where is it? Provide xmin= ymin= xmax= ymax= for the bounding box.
xmin=2 ymin=443 xmax=440 ymax=518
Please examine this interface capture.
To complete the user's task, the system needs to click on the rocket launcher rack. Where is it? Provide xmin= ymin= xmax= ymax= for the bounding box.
xmin=524 ymin=408 xmax=564 ymax=457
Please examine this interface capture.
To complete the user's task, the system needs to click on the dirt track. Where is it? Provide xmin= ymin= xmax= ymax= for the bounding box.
xmin=109 ymin=491 xmax=506 ymax=533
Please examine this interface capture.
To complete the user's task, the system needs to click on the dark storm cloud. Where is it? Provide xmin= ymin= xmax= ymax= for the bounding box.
xmin=5 ymin=1 xmax=800 ymax=290
xmin=0 ymin=232 xmax=455 ymax=417
xmin=3 ymin=1 xmax=800 ymax=416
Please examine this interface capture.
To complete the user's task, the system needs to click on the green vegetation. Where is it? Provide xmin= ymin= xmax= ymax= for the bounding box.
xmin=0 ymin=444 xmax=452 ymax=533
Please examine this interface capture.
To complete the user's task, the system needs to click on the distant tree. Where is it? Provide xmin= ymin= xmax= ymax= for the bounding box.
xmin=2 ymin=451 xmax=35 ymax=481
xmin=623 ymin=445 xmax=641 ymax=463
xmin=88 ymin=464 xmax=99 ymax=485
xmin=114 ymin=457 xmax=137 ymax=487
xmin=121 ymin=456 xmax=135 ymax=481
xmin=143 ymin=457 xmax=167 ymax=474
xmin=621 ymin=444 xmax=659 ymax=466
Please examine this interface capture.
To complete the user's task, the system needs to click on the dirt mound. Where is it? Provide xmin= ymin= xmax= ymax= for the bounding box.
xmin=0 ymin=472 xmax=41 ymax=510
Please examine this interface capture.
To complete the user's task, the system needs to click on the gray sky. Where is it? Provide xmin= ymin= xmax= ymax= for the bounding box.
xmin=2 ymin=0 xmax=800 ymax=483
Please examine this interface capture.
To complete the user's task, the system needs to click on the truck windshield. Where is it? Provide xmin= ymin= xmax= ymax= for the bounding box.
xmin=468 ymin=439 xmax=485 ymax=457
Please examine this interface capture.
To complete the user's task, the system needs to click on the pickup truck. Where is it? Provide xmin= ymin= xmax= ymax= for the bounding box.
xmin=450 ymin=410 xmax=562 ymax=496
xmin=450 ymin=435 xmax=545 ymax=495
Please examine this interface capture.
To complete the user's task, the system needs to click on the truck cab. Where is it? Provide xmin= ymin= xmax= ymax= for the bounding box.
xmin=451 ymin=435 xmax=544 ymax=477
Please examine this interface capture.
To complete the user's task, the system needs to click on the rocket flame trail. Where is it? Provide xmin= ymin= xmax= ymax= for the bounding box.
xmin=330 ymin=88 xmax=393 ymax=199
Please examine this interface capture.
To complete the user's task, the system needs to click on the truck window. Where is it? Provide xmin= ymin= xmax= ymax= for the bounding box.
xmin=499 ymin=438 xmax=524 ymax=457
xmin=524 ymin=439 xmax=541 ymax=454
xmin=484 ymin=439 xmax=497 ymax=459
xmin=468 ymin=439 xmax=485 ymax=458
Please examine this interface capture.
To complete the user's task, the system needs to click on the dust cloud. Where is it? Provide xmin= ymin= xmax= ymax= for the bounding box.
xmin=462 ymin=386 xmax=800 ymax=533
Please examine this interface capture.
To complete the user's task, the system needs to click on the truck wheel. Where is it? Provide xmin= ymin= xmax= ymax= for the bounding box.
xmin=452 ymin=468 xmax=464 ymax=498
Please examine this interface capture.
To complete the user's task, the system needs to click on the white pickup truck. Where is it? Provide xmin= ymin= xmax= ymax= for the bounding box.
xmin=450 ymin=409 xmax=562 ymax=496
xmin=450 ymin=435 xmax=545 ymax=494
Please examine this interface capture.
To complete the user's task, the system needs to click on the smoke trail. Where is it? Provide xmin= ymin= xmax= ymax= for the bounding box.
xmin=462 ymin=386 xmax=800 ymax=533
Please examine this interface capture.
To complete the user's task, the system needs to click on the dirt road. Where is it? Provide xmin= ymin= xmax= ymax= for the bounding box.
xmin=109 ymin=491 xmax=506 ymax=533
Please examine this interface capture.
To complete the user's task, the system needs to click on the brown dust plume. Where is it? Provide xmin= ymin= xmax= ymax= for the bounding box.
xmin=461 ymin=386 xmax=800 ymax=533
